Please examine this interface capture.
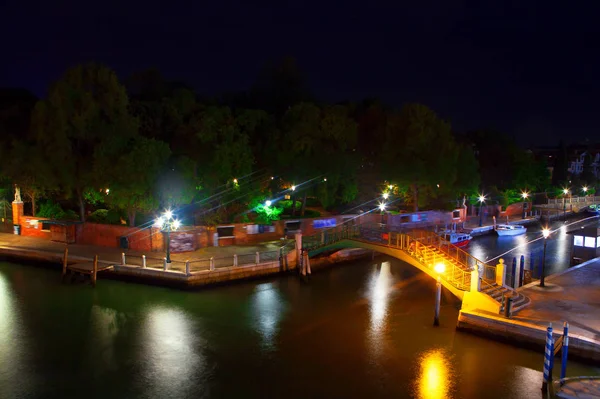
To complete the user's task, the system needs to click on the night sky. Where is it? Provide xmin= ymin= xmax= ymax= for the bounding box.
xmin=2 ymin=1 xmax=600 ymax=144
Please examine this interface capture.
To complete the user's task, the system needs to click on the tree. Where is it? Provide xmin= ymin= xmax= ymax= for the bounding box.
xmin=103 ymin=137 xmax=171 ymax=226
xmin=33 ymin=63 xmax=138 ymax=221
xmin=581 ymin=151 xmax=596 ymax=186
xmin=277 ymin=103 xmax=359 ymax=214
xmin=249 ymin=56 xmax=313 ymax=114
xmin=383 ymin=104 xmax=458 ymax=211
xmin=552 ymin=140 xmax=569 ymax=187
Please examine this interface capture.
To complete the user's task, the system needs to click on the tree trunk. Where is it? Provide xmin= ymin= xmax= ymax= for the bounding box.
xmin=31 ymin=193 xmax=36 ymax=217
xmin=76 ymin=188 xmax=86 ymax=222
xmin=128 ymin=208 xmax=136 ymax=227
xmin=291 ymin=195 xmax=296 ymax=216
xmin=300 ymin=192 xmax=308 ymax=217
xmin=413 ymin=183 xmax=419 ymax=212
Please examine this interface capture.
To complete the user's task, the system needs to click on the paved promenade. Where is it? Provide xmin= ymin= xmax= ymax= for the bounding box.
xmin=0 ymin=232 xmax=289 ymax=271
xmin=514 ymin=258 xmax=600 ymax=347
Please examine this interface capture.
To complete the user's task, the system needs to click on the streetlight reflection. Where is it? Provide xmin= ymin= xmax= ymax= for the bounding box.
xmin=416 ymin=349 xmax=452 ymax=399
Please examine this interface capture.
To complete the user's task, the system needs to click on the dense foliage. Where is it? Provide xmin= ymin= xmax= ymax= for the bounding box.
xmin=0 ymin=59 xmax=588 ymax=226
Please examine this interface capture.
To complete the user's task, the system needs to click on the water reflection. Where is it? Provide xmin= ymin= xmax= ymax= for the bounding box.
xmin=89 ymin=305 xmax=120 ymax=369
xmin=369 ymin=261 xmax=394 ymax=334
xmin=141 ymin=307 xmax=203 ymax=397
xmin=416 ymin=349 xmax=452 ymax=399
xmin=251 ymin=282 xmax=285 ymax=350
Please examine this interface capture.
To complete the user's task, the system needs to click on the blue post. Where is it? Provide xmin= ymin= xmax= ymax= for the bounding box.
xmin=530 ymin=252 xmax=535 ymax=278
xmin=542 ymin=323 xmax=553 ymax=392
xmin=519 ymin=255 xmax=525 ymax=287
xmin=560 ymin=322 xmax=569 ymax=384
xmin=511 ymin=257 xmax=517 ymax=288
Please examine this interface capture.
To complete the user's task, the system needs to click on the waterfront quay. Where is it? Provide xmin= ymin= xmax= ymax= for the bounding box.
xmin=458 ymin=257 xmax=600 ymax=362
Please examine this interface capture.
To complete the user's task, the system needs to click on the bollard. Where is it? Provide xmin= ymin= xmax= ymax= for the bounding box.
xmin=210 ymin=257 xmax=215 ymax=271
xmin=121 ymin=252 xmax=126 ymax=265
xmin=233 ymin=254 xmax=238 ymax=267
xmin=142 ymin=255 xmax=146 ymax=268
xmin=542 ymin=323 xmax=554 ymax=392
xmin=503 ymin=294 xmax=513 ymax=318
xmin=163 ymin=258 xmax=168 ymax=271
xmin=255 ymin=251 xmax=260 ymax=264
xmin=185 ymin=260 xmax=190 ymax=275
xmin=305 ymin=251 xmax=311 ymax=275
xmin=560 ymin=322 xmax=569 ymax=384
xmin=519 ymin=255 xmax=525 ymax=287
xmin=511 ymin=257 xmax=517 ymax=288
xmin=530 ymin=252 xmax=535 ymax=278
xmin=92 ymin=255 xmax=98 ymax=287
xmin=433 ymin=276 xmax=441 ymax=326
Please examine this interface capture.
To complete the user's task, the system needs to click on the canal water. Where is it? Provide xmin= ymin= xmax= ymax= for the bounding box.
xmin=1 ymin=255 xmax=598 ymax=398
xmin=467 ymin=214 xmax=600 ymax=275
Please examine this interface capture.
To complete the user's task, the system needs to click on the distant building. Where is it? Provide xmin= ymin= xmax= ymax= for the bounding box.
xmin=568 ymin=151 xmax=600 ymax=178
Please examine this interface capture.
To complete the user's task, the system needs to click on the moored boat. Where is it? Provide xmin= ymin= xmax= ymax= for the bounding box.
xmin=495 ymin=224 xmax=527 ymax=236
xmin=441 ymin=230 xmax=472 ymax=247
xmin=584 ymin=205 xmax=600 ymax=215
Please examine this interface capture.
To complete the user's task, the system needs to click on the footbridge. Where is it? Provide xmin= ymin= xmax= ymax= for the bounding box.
xmin=301 ymin=224 xmax=530 ymax=315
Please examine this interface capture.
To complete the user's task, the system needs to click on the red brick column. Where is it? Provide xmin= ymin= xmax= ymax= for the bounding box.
xmin=12 ymin=201 xmax=23 ymax=226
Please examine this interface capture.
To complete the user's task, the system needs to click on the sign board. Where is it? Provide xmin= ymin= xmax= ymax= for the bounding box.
xmin=170 ymin=232 xmax=196 ymax=253
xmin=313 ymin=218 xmax=336 ymax=229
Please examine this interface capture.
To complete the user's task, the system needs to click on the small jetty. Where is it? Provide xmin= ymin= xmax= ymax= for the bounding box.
xmin=61 ymin=248 xmax=113 ymax=287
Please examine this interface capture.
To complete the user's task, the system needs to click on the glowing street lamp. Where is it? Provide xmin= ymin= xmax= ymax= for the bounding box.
xmin=291 ymin=185 xmax=296 ymax=191
xmin=540 ymin=228 xmax=551 ymax=287
xmin=583 ymin=186 xmax=588 ymax=194
xmin=265 ymin=200 xmax=272 ymax=207
xmin=478 ymin=194 xmax=486 ymax=227
xmin=388 ymin=184 xmax=394 ymax=190
xmin=378 ymin=202 xmax=387 ymax=226
xmin=382 ymin=192 xmax=390 ymax=200
xmin=563 ymin=188 xmax=569 ymax=220
xmin=521 ymin=191 xmax=529 ymax=219
xmin=154 ymin=210 xmax=181 ymax=264
xmin=433 ymin=262 xmax=445 ymax=326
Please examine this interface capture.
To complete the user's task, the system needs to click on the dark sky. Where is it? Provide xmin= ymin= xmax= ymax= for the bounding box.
xmin=2 ymin=0 xmax=600 ymax=144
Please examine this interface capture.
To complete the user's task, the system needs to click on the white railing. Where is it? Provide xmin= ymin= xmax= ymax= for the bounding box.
xmin=118 ymin=246 xmax=292 ymax=275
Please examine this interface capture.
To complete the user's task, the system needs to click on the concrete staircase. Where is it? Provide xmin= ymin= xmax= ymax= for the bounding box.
xmin=481 ymin=283 xmax=531 ymax=314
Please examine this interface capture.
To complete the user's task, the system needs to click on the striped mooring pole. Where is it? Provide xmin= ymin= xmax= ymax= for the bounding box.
xmin=542 ymin=323 xmax=554 ymax=392
xmin=560 ymin=322 xmax=569 ymax=384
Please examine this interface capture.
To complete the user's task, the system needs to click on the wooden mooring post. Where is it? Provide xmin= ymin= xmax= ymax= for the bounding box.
xmin=61 ymin=247 xmax=68 ymax=282
xmin=64 ymin=254 xmax=112 ymax=287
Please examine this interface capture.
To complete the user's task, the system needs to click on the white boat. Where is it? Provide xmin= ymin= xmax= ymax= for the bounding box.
xmin=495 ymin=224 xmax=526 ymax=236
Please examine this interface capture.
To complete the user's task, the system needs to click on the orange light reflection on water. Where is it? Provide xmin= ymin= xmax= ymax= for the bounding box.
xmin=416 ymin=349 xmax=452 ymax=399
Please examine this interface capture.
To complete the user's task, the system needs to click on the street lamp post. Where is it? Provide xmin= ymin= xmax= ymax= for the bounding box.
xmin=478 ymin=194 xmax=486 ymax=227
xmin=521 ymin=191 xmax=529 ymax=219
xmin=433 ymin=262 xmax=445 ymax=326
xmin=540 ymin=228 xmax=550 ymax=287
xmin=562 ymin=188 xmax=569 ymax=220
xmin=155 ymin=210 xmax=181 ymax=265
xmin=379 ymin=202 xmax=386 ymax=226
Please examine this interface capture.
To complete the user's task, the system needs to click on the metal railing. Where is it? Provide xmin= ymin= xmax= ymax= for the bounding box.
xmin=118 ymin=243 xmax=294 ymax=275
xmin=300 ymin=224 xmax=494 ymax=293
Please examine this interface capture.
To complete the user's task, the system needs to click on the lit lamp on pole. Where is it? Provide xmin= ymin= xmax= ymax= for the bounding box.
xmin=562 ymin=188 xmax=569 ymax=220
xmin=154 ymin=210 xmax=181 ymax=265
xmin=521 ymin=191 xmax=529 ymax=219
xmin=583 ymin=186 xmax=588 ymax=196
xmin=433 ymin=262 xmax=445 ymax=326
xmin=378 ymin=202 xmax=387 ymax=226
xmin=540 ymin=228 xmax=551 ymax=287
xmin=478 ymin=194 xmax=486 ymax=227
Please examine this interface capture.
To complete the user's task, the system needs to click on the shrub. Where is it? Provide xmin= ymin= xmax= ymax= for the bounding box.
xmin=37 ymin=201 xmax=79 ymax=220
xmin=88 ymin=209 xmax=109 ymax=223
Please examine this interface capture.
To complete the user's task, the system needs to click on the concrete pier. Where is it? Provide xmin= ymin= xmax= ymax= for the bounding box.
xmin=458 ymin=257 xmax=600 ymax=362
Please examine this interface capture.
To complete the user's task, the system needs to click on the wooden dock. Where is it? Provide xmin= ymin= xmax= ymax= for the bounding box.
xmin=61 ymin=248 xmax=113 ymax=287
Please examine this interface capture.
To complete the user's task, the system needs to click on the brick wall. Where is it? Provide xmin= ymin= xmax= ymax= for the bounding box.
xmin=20 ymin=216 xmax=52 ymax=239
xmin=76 ymin=223 xmax=157 ymax=252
